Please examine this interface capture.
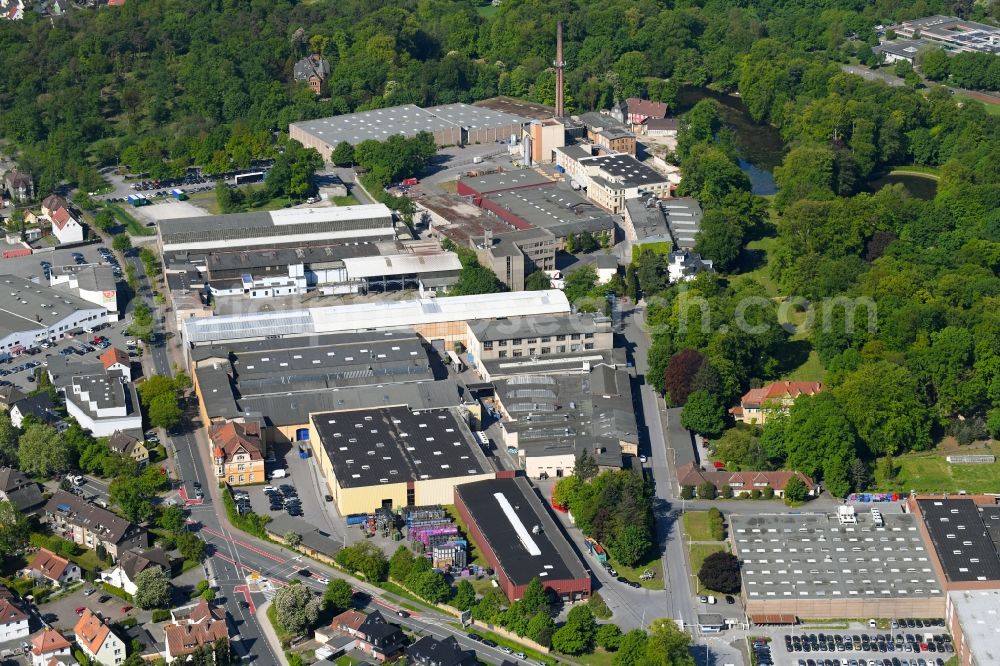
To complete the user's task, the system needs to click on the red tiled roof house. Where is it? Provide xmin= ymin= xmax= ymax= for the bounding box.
xmin=729 ymin=381 xmax=823 ymax=425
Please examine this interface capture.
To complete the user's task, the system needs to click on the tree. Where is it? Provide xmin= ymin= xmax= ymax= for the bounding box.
xmin=331 ymin=141 xmax=355 ymax=167
xmin=773 ymin=145 xmax=836 ymax=209
xmin=697 ymin=481 xmax=718 ymax=500
xmin=519 ymin=577 xmax=549 ymax=617
xmin=157 ymin=506 xmax=186 ymax=532
xmin=452 ymin=580 xmax=476 ymax=611
xmin=389 ymin=545 xmax=415 ymax=582
xmin=694 ymin=209 xmax=745 ymax=272
xmin=712 ymin=428 xmax=767 ymax=470
xmin=553 ymin=475 xmax=582 ymax=508
xmin=0 ymin=411 xmax=18 ymax=467
xmin=284 ymin=531 xmax=302 ymax=547
xmin=783 ymin=475 xmax=809 ymax=503
xmin=138 ymin=375 xmax=177 ymax=408
xmin=680 ymin=485 xmax=694 ymax=500
xmin=613 ymin=524 xmax=651 ymax=567
xmin=176 ymin=531 xmax=206 ymax=562
xmin=563 ymin=265 xmax=599 ymax=304
xmin=273 ymin=582 xmax=322 ymax=636
xmin=552 ymin=605 xmax=597 ymax=655
xmin=148 ymin=392 xmax=183 ymax=430
xmin=110 ymin=476 xmax=155 ymax=523
xmin=646 ymin=618 xmax=696 ymax=666
xmin=574 ymin=449 xmax=599 ymax=481
xmin=720 ymin=484 xmax=733 ymax=499
xmin=525 ymin=270 xmax=552 ymax=290
xmin=526 ymin=610 xmax=555 ymax=647
xmin=663 ymin=349 xmax=706 ymax=406
xmin=323 ymin=578 xmax=353 ymax=614
xmin=133 ymin=568 xmax=172 ymax=609
xmin=697 ymin=551 xmax=741 ymax=594
xmin=781 ymin=393 xmax=857 ymax=498
xmin=0 ymin=501 xmax=30 ymax=556
xmin=18 ymin=423 xmax=72 ymax=477
xmin=596 ymin=623 xmax=623 ymax=650
xmin=612 ymin=629 xmax=649 ymax=666
xmin=680 ymin=390 xmax=726 ymax=437
xmin=112 ymin=234 xmax=132 ymax=254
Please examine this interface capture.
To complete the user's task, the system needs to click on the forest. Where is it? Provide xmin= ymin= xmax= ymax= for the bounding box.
xmin=0 ymin=0 xmax=994 ymax=194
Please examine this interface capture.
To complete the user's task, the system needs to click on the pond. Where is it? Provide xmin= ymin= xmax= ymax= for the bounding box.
xmin=675 ymin=87 xmax=784 ymax=195
xmin=674 ymin=88 xmax=939 ymax=200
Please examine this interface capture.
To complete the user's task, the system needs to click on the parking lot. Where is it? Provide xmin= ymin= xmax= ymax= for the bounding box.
xmin=767 ymin=622 xmax=954 ymax=666
xmin=1 ymin=243 xmax=113 ymax=283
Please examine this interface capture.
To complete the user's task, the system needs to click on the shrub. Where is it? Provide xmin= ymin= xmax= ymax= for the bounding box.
xmin=151 ymin=609 xmax=171 ymax=622
xmin=697 ymin=551 xmax=741 ymax=594
xmin=587 ymin=591 xmax=612 ymax=619
xmin=680 ymin=485 xmax=694 ymax=500
xmin=750 ymin=489 xmax=761 ymax=500
xmin=720 ymin=484 xmax=733 ymax=499
xmin=762 ymin=487 xmax=775 ymax=500
xmin=697 ymin=481 xmax=717 ymax=500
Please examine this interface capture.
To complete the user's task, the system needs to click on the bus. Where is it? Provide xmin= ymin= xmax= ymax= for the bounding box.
xmin=234 ymin=171 xmax=265 ymax=185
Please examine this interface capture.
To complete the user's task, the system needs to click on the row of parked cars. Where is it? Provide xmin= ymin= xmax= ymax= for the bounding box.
xmin=752 ymin=638 xmax=773 ymax=665
xmin=264 ymin=484 xmax=302 ymax=516
xmin=798 ymin=657 xmax=945 ymax=666
xmin=786 ymin=632 xmax=953 ymax=655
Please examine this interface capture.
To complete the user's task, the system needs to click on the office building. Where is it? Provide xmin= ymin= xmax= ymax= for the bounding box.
xmin=465 ymin=312 xmax=614 ymax=372
xmin=947 ymin=589 xmax=1000 ymax=666
xmin=0 ymin=275 xmax=108 ymax=354
xmin=893 ymin=16 xmax=1000 ymax=55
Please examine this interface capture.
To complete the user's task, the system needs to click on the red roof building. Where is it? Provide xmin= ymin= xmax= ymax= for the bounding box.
xmin=676 ymin=461 xmax=816 ymax=498
xmin=730 ymin=381 xmax=823 ymax=425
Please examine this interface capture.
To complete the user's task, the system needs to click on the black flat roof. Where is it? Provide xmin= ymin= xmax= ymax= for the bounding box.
xmin=313 ymin=406 xmax=488 ymax=488
xmin=918 ymin=499 xmax=1000 ymax=582
xmin=456 ymin=477 xmax=589 ymax=586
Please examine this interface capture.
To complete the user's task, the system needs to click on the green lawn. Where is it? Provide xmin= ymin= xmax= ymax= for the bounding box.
xmin=886 ymin=164 xmax=941 ymax=178
xmin=954 ymin=93 xmax=1000 ymax=116
xmin=107 ymin=204 xmax=155 ymax=236
xmin=682 ymin=511 xmax=719 ymax=543
xmin=330 ymin=194 xmax=360 ymax=206
xmin=733 ymin=235 xmax=780 ymax=297
xmin=785 ymin=349 xmax=825 ymax=382
xmin=575 ymin=648 xmax=616 ymax=666
xmin=688 ymin=543 xmax=729 ymax=595
xmin=889 ymin=443 xmax=1000 ymax=494
xmin=607 ymin=553 xmax=664 ymax=590
xmin=70 ymin=549 xmax=106 ymax=574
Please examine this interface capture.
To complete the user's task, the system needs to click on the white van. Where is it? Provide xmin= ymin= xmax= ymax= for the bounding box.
xmin=270 ymin=469 xmax=288 ymax=479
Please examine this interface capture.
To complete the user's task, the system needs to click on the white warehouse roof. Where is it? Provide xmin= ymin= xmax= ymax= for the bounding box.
xmin=341 ymin=252 xmax=462 ymax=279
xmin=183 ymin=289 xmax=571 ymax=345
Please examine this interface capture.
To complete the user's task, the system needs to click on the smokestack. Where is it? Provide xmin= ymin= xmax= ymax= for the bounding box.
xmin=555 ymin=21 xmax=565 ymax=118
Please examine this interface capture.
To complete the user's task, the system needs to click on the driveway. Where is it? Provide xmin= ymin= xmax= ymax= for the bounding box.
xmin=37 ymin=585 xmax=140 ymax=633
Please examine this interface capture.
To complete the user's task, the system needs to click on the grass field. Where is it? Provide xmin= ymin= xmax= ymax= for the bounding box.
xmin=733 ymin=235 xmax=780 ymax=297
xmin=184 ymin=190 xmax=294 ymax=215
xmin=107 ymin=203 xmax=155 ymax=236
xmin=889 ymin=442 xmax=1000 ymax=494
xmin=785 ymin=349 xmax=825 ymax=381
xmin=575 ymin=649 xmax=616 ymax=666
xmin=330 ymin=194 xmax=361 ymax=206
xmin=682 ymin=511 xmax=718 ymax=543
xmin=688 ymin=543 xmax=729 ymax=595
xmin=608 ymin=552 xmax=664 ymax=590
xmin=955 ymin=93 xmax=1000 ymax=116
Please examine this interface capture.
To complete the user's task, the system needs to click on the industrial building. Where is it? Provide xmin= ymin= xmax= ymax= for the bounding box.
xmin=910 ymin=496 xmax=1000 ymax=589
xmin=493 ymin=364 xmax=637 ymax=477
xmin=49 ymin=264 xmax=119 ymax=319
xmin=480 ymin=186 xmax=618 ymax=248
xmin=456 ymin=169 xmax=554 ymax=204
xmin=181 ymin=289 xmax=571 ymax=354
xmin=555 ymin=148 xmax=671 ymax=214
xmin=893 ymin=16 xmax=1000 ymax=55
xmin=623 ymin=199 xmax=672 ymax=245
xmin=289 ymin=103 xmax=529 ymax=161
xmin=465 ymin=312 xmax=614 ymax=375
xmin=0 ymin=275 xmax=108 ymax=355
xmin=731 ymin=507 xmax=944 ymax=622
xmin=946 ymin=589 xmax=1000 ymax=666
xmin=309 ymin=405 xmax=493 ymax=515
xmin=523 ymin=118 xmax=567 ymax=165
xmin=575 ymin=113 xmax=636 ymax=155
xmin=472 ymin=228 xmax=556 ymax=291
xmin=191 ymin=330 xmax=464 ymax=442
xmin=453 ymin=476 xmax=592 ymax=602
xmin=157 ymin=204 xmax=395 ymax=253
xmin=660 ymin=197 xmax=703 ymax=249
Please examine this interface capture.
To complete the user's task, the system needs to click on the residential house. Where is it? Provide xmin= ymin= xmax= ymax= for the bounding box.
xmin=316 ymin=610 xmax=406 ymax=662
xmin=164 ymin=599 xmax=228 ymax=664
xmin=74 ymin=609 xmax=126 ymax=666
xmin=729 ymin=380 xmax=824 ymax=425
xmin=99 ymin=547 xmax=169 ymax=595
xmin=10 ymin=393 xmax=62 ymax=428
xmin=667 ymin=250 xmax=714 ymax=283
xmin=107 ymin=0 xmax=126 ymax=5
xmin=41 ymin=195 xmax=83 ymax=244
xmin=30 ymin=629 xmax=72 ymax=666
xmin=3 ymin=169 xmax=32 ymax=202
xmin=0 ymin=597 xmax=29 ymax=641
xmin=107 ymin=431 xmax=149 ymax=468
xmin=4 ymin=3 xmax=25 ymax=21
xmin=0 ymin=384 xmax=25 ymax=411
xmin=676 ymin=461 xmax=817 ymax=498
xmin=99 ymin=347 xmax=132 ymax=380
xmin=210 ymin=418 xmax=265 ymax=486
xmin=41 ymin=194 xmax=67 ymax=219
xmin=406 ymin=636 xmax=477 ymax=666
xmin=293 ymin=54 xmax=330 ymax=95
xmin=0 ymin=466 xmax=43 ymax=511
xmin=60 ymin=369 xmax=142 ymax=437
xmin=642 ymin=117 xmax=679 ymax=138
xmin=24 ymin=548 xmax=81 ymax=587
xmin=611 ymin=98 xmax=668 ymax=132
xmin=43 ymin=491 xmax=148 ymax=560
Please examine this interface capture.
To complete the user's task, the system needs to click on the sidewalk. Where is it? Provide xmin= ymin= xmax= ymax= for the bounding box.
xmin=255 ymin=600 xmax=289 ymax=666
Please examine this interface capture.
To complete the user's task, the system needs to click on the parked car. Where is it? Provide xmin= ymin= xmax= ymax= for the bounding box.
xmin=74 ymin=607 xmax=86 ymax=615
xmin=120 ymin=605 xmax=133 ymax=614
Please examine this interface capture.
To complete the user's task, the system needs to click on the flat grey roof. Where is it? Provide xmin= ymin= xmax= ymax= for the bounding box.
xmin=586 ymin=154 xmax=667 ymax=187
xmin=661 ymin=197 xmax=703 ymax=250
xmin=459 ymin=169 xmax=553 ymax=195
xmin=947 ymin=590 xmax=1000 ymax=664
xmin=51 ymin=264 xmax=117 ymax=292
xmin=68 ymin=373 xmax=138 ymax=413
xmin=468 ymin=313 xmax=611 ymax=342
xmin=481 ymin=348 xmax=622 ymax=380
xmin=483 ymin=186 xmax=616 ymax=237
xmin=0 ymin=275 xmax=104 ymax=337
xmin=290 ymin=103 xmax=529 ymax=149
xmin=917 ymin=499 xmax=1000 ymax=582
xmin=313 ymin=406 xmax=489 ymax=488
xmin=732 ymin=512 xmax=942 ymax=601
